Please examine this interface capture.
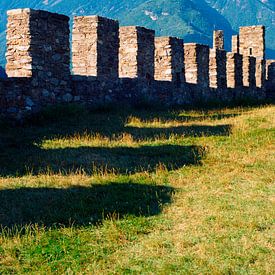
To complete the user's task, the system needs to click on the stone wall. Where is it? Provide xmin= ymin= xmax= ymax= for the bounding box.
xmin=184 ymin=43 xmax=209 ymax=88
xmin=154 ymin=37 xmax=184 ymax=84
xmin=119 ymin=26 xmax=155 ymax=79
xmin=72 ymin=16 xmax=119 ymax=79
xmin=213 ymin=30 xmax=224 ymax=50
xmin=226 ymin=53 xmax=243 ymax=88
xmin=255 ymin=59 xmax=266 ymax=88
xmin=0 ymin=9 xmax=272 ymax=121
xmin=209 ymin=49 xmax=227 ymax=89
xmin=232 ymin=35 xmax=239 ymax=54
xmin=239 ymin=26 xmax=265 ymax=59
xmin=266 ymin=60 xmax=275 ymax=94
xmin=3 ymin=8 xmax=71 ymax=119
xmin=243 ymin=56 xmax=256 ymax=88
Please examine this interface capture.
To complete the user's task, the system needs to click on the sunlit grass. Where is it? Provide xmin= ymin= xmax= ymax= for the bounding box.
xmin=0 ymin=104 xmax=274 ymax=274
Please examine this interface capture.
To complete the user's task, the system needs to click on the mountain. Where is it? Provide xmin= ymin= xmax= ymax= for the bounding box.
xmin=0 ymin=0 xmax=274 ymax=66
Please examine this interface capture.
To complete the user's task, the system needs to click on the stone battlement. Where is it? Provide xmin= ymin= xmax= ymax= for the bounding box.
xmin=0 ymin=8 xmax=274 ymax=120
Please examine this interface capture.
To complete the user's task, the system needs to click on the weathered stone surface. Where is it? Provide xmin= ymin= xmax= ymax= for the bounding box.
xmin=239 ymin=26 xmax=265 ymax=59
xmin=155 ymin=37 xmax=184 ymax=84
xmin=119 ymin=26 xmax=155 ymax=79
xmin=0 ymin=9 xmax=270 ymax=121
xmin=232 ymin=35 xmax=239 ymax=54
xmin=213 ymin=30 xmax=224 ymax=50
xmin=184 ymin=43 xmax=209 ymax=87
xmin=255 ymin=59 xmax=265 ymax=88
xmin=72 ymin=16 xmax=119 ymax=79
xmin=266 ymin=59 xmax=275 ymax=93
xmin=242 ymin=56 xmax=256 ymax=88
xmin=209 ymin=49 xmax=227 ymax=89
xmin=226 ymin=52 xmax=243 ymax=88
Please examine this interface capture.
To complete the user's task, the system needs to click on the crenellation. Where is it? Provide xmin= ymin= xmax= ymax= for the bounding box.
xmin=154 ymin=36 xmax=184 ymax=84
xmin=184 ymin=43 xmax=209 ymax=87
xmin=72 ymin=16 xmax=119 ymax=79
xmin=119 ymin=26 xmax=155 ymax=79
xmin=209 ymin=49 xmax=227 ymax=89
xmin=255 ymin=59 xmax=265 ymax=88
xmin=226 ymin=52 xmax=243 ymax=88
xmin=0 ymin=8 xmax=272 ymax=120
xmin=213 ymin=30 xmax=224 ymax=50
xmin=232 ymin=35 xmax=239 ymax=54
xmin=239 ymin=26 xmax=265 ymax=59
xmin=242 ymin=56 xmax=256 ymax=88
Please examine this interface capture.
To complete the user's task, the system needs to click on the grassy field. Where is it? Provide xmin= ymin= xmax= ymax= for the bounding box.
xmin=0 ymin=104 xmax=274 ymax=274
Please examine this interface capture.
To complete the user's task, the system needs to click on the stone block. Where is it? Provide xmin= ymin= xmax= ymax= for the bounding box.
xmin=226 ymin=52 xmax=243 ymax=88
xmin=72 ymin=15 xmax=119 ymax=79
xmin=119 ymin=26 xmax=155 ymax=79
xmin=184 ymin=43 xmax=209 ymax=87
xmin=155 ymin=36 xmax=184 ymax=83
xmin=209 ymin=49 xmax=227 ymax=89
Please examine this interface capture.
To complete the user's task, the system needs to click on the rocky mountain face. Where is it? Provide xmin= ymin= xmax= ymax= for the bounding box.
xmin=0 ymin=0 xmax=274 ymax=66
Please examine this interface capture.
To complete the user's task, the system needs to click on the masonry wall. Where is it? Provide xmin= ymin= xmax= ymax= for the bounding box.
xmin=266 ymin=60 xmax=275 ymax=94
xmin=0 ymin=9 xmax=271 ymax=121
xmin=3 ymin=8 xmax=71 ymax=118
xmin=255 ymin=59 xmax=266 ymax=88
xmin=213 ymin=30 xmax=224 ymax=50
xmin=239 ymin=26 xmax=265 ymax=59
xmin=209 ymin=49 xmax=227 ymax=89
xmin=154 ymin=37 xmax=184 ymax=84
xmin=243 ymin=56 xmax=256 ymax=88
xmin=232 ymin=35 xmax=239 ymax=54
xmin=119 ymin=26 xmax=155 ymax=79
xmin=184 ymin=43 xmax=209 ymax=88
xmin=72 ymin=16 xmax=119 ymax=79
xmin=226 ymin=53 xmax=243 ymax=88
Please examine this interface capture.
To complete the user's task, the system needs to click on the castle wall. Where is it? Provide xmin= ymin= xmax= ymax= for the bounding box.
xmin=213 ymin=30 xmax=224 ymax=50
xmin=3 ymin=8 xmax=71 ymax=119
xmin=0 ymin=9 xmax=271 ymax=121
xmin=255 ymin=59 xmax=265 ymax=88
xmin=154 ymin=37 xmax=184 ymax=84
xmin=184 ymin=43 xmax=209 ymax=87
xmin=266 ymin=60 xmax=275 ymax=94
xmin=119 ymin=26 xmax=155 ymax=79
xmin=209 ymin=49 xmax=227 ymax=89
xmin=239 ymin=26 xmax=265 ymax=59
xmin=242 ymin=56 xmax=256 ymax=88
xmin=232 ymin=35 xmax=239 ymax=54
xmin=226 ymin=53 xmax=243 ymax=88
xmin=72 ymin=16 xmax=119 ymax=79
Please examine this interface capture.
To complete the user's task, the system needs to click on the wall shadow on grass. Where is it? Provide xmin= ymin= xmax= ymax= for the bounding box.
xmin=0 ymin=183 xmax=175 ymax=229
xmin=126 ymin=125 xmax=232 ymax=139
xmin=0 ymin=105 xmax=233 ymax=177
xmin=0 ymin=145 xmax=205 ymax=176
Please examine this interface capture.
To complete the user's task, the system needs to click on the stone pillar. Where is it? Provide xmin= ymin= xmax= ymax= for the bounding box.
xmin=154 ymin=37 xmax=184 ymax=83
xmin=72 ymin=16 xmax=119 ymax=79
xmin=226 ymin=52 xmax=243 ymax=88
xmin=119 ymin=26 xmax=155 ymax=79
xmin=266 ymin=60 xmax=275 ymax=81
xmin=242 ymin=56 xmax=256 ymax=88
xmin=239 ymin=26 xmax=265 ymax=59
xmin=266 ymin=60 xmax=275 ymax=92
xmin=213 ymin=30 xmax=224 ymax=50
xmin=232 ymin=35 xmax=239 ymax=54
xmin=209 ymin=49 xmax=227 ymax=89
xmin=184 ymin=43 xmax=209 ymax=87
xmin=6 ymin=8 xmax=70 ymax=85
xmin=255 ymin=59 xmax=265 ymax=88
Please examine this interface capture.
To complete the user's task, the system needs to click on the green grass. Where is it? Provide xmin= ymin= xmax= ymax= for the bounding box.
xmin=0 ymin=104 xmax=274 ymax=274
